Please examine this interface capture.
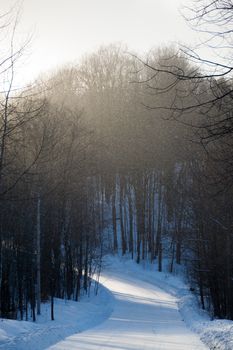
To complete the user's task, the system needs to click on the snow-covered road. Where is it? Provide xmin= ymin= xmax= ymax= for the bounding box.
xmin=48 ymin=265 xmax=209 ymax=350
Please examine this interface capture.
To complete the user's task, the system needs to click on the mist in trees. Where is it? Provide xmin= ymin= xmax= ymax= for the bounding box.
xmin=1 ymin=0 xmax=233 ymax=323
xmin=136 ymin=0 xmax=233 ymax=319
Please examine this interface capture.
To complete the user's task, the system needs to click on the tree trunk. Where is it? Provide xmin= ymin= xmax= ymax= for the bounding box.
xmin=36 ymin=193 xmax=41 ymax=315
xmin=112 ymin=189 xmax=118 ymax=252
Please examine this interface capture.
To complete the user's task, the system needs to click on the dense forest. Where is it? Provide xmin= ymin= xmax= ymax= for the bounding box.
xmin=1 ymin=1 xmax=233 ymax=323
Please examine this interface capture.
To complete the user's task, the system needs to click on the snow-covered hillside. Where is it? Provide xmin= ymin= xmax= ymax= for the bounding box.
xmin=0 ymin=284 xmax=113 ymax=349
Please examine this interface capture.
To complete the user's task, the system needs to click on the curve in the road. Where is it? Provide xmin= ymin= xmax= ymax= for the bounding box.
xmin=48 ymin=268 xmax=209 ymax=350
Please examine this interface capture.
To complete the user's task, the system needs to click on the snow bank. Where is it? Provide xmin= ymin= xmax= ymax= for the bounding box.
xmin=180 ymin=293 xmax=233 ymax=350
xmin=0 ymin=284 xmax=114 ymax=350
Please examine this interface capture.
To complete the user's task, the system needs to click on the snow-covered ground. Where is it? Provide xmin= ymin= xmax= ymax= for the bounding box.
xmin=0 ymin=284 xmax=113 ymax=349
xmin=1 ymin=255 xmax=233 ymax=349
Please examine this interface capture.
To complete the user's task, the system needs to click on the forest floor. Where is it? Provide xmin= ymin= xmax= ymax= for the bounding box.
xmin=1 ymin=255 xmax=233 ymax=349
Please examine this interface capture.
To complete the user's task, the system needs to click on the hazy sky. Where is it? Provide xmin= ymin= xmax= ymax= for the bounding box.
xmin=1 ymin=0 xmax=200 ymax=87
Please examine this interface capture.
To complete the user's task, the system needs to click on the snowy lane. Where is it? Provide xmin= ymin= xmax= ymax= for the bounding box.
xmin=48 ymin=269 xmax=209 ymax=350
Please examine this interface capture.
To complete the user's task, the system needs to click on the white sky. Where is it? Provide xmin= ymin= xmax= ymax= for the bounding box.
xmin=1 ymin=0 xmax=201 ymax=87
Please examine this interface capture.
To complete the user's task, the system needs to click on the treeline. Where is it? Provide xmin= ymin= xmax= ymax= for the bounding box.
xmin=0 ymin=79 xmax=103 ymax=320
xmin=1 ymin=41 xmax=233 ymax=321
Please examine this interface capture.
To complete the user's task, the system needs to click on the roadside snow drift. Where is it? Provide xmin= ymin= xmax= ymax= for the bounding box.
xmin=0 ymin=285 xmax=113 ymax=350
